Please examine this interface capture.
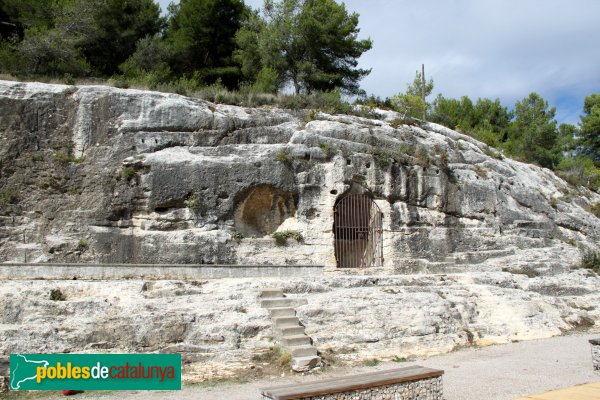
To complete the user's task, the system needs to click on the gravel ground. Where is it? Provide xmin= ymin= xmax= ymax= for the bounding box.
xmin=6 ymin=331 xmax=600 ymax=400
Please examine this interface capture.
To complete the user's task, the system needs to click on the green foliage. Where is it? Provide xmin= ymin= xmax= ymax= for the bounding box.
xmin=589 ymin=203 xmax=600 ymax=219
xmin=483 ymin=146 xmax=502 ymax=160
xmin=50 ymin=288 xmax=66 ymax=301
xmin=166 ymin=0 xmax=248 ymax=89
xmin=120 ymin=166 xmax=137 ymax=181
xmin=275 ymin=150 xmax=291 ymax=163
xmin=429 ymin=95 xmax=512 ymax=148
xmin=53 ymin=151 xmax=72 ymax=165
xmin=252 ymin=66 xmax=279 ymax=94
xmin=319 ymin=142 xmax=334 ymax=158
xmin=390 ymin=93 xmax=427 ymax=120
xmin=232 ymin=230 xmax=244 ymax=242
xmin=565 ymin=238 xmax=577 ymax=246
xmin=77 ymin=239 xmax=88 ymax=251
xmin=506 ymin=92 xmax=560 ymax=169
xmin=119 ymin=34 xmax=172 ymax=83
xmin=556 ymin=156 xmax=600 ymax=190
xmin=185 ymin=191 xmax=201 ymax=214
xmin=370 ymin=149 xmax=391 ymax=169
xmin=391 ymin=70 xmax=433 ymax=119
xmin=238 ymin=0 xmax=372 ymax=95
xmin=363 ymin=358 xmax=380 ymax=367
xmin=577 ymin=252 xmax=600 ymax=274
xmin=0 ymin=187 xmax=19 ymax=207
xmin=413 ymin=146 xmax=431 ymax=168
xmin=579 ymin=94 xmax=600 ymax=166
xmin=81 ymin=0 xmax=163 ymax=76
xmin=398 ymin=143 xmax=415 ymax=156
xmin=251 ymin=345 xmax=292 ymax=368
xmin=272 ymin=230 xmax=303 ymax=245
xmin=5 ymin=0 xmax=99 ymax=77
xmin=39 ymin=176 xmax=62 ymax=191
xmin=474 ymin=165 xmax=488 ymax=179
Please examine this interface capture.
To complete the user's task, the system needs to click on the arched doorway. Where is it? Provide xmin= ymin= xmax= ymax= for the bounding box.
xmin=333 ymin=194 xmax=383 ymax=268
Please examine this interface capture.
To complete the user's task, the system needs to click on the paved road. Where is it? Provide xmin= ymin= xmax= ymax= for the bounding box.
xmin=6 ymin=331 xmax=600 ymax=399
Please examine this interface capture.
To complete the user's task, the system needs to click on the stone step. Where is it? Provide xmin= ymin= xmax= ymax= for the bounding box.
xmin=260 ymin=297 xmax=307 ymax=309
xmin=277 ymin=326 xmax=305 ymax=337
xmin=259 ymin=288 xmax=284 ymax=298
xmin=281 ymin=335 xmax=311 ymax=347
xmin=289 ymin=345 xmax=318 ymax=357
xmin=291 ymin=355 xmax=321 ymax=372
xmin=268 ymin=307 xmax=296 ymax=318
xmin=273 ymin=316 xmax=300 ymax=328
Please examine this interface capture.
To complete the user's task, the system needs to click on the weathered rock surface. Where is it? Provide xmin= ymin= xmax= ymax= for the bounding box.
xmin=0 ymin=271 xmax=599 ymax=382
xmin=1 ymin=81 xmax=600 ymax=381
xmin=1 ymin=80 xmax=599 ymax=268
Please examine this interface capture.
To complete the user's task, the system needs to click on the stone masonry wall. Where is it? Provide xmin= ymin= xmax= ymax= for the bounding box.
xmin=261 ymin=376 xmax=443 ymax=400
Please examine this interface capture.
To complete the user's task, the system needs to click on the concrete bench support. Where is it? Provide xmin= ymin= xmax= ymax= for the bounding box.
xmin=260 ymin=365 xmax=444 ymax=400
xmin=591 ymin=339 xmax=600 ymax=371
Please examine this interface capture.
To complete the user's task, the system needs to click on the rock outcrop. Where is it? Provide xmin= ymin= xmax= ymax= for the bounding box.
xmin=1 ymin=81 xmax=600 ymax=381
xmin=1 ymin=80 xmax=599 ymax=270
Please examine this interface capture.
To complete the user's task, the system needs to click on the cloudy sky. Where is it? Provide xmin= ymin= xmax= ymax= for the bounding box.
xmin=157 ymin=0 xmax=600 ymax=125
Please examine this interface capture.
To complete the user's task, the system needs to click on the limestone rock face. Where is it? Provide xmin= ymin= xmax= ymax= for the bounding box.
xmin=0 ymin=272 xmax=599 ymax=382
xmin=2 ymin=81 xmax=600 ymax=381
xmin=1 ymin=80 xmax=599 ymax=269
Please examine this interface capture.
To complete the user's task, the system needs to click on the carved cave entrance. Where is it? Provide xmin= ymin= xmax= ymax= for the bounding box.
xmin=333 ymin=194 xmax=383 ymax=268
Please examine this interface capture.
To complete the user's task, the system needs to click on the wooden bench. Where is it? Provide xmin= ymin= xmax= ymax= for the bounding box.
xmin=260 ymin=365 xmax=444 ymax=400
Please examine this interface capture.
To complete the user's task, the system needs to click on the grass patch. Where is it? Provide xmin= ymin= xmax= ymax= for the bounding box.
xmin=272 ymin=230 xmax=303 ymax=246
xmin=370 ymin=149 xmax=391 ymax=169
xmin=251 ymin=345 xmax=292 ymax=369
xmin=319 ymin=350 xmax=338 ymax=366
xmin=589 ymin=203 xmax=600 ymax=219
xmin=413 ymin=146 xmax=431 ymax=168
xmin=232 ymin=231 xmax=244 ymax=242
xmin=319 ymin=143 xmax=335 ymax=159
xmin=185 ymin=191 xmax=202 ymax=215
xmin=276 ymin=150 xmax=291 ymax=163
xmin=119 ymin=166 xmax=137 ymax=181
xmin=565 ymin=238 xmax=577 ymax=246
xmin=483 ymin=146 xmax=502 ymax=159
xmin=474 ymin=165 xmax=488 ymax=179
xmin=577 ymin=252 xmax=600 ymax=274
xmin=0 ymin=187 xmax=19 ymax=207
xmin=50 ymin=288 xmax=66 ymax=301
xmin=76 ymin=239 xmax=88 ymax=252
xmin=363 ymin=358 xmax=380 ymax=367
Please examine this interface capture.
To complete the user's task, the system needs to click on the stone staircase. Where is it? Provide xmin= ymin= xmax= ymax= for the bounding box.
xmin=259 ymin=288 xmax=321 ymax=372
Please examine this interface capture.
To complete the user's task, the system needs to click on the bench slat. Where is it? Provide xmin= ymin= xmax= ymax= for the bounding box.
xmin=261 ymin=366 xmax=443 ymax=400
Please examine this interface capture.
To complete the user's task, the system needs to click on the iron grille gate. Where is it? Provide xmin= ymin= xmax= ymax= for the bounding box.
xmin=333 ymin=194 xmax=383 ymax=268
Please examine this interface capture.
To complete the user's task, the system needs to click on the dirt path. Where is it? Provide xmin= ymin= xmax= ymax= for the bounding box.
xmin=5 ymin=331 xmax=599 ymax=400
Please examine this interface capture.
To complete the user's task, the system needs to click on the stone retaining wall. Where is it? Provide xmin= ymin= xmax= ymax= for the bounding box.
xmin=0 ymin=263 xmax=324 ymax=280
xmin=261 ymin=376 xmax=443 ymax=400
xmin=591 ymin=339 xmax=600 ymax=371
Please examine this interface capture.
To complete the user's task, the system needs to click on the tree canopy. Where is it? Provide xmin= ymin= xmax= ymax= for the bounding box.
xmin=166 ymin=0 xmax=248 ymax=88
xmin=82 ymin=0 xmax=163 ymax=76
xmin=579 ymin=94 xmax=600 ymax=165
xmin=236 ymin=0 xmax=372 ymax=94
